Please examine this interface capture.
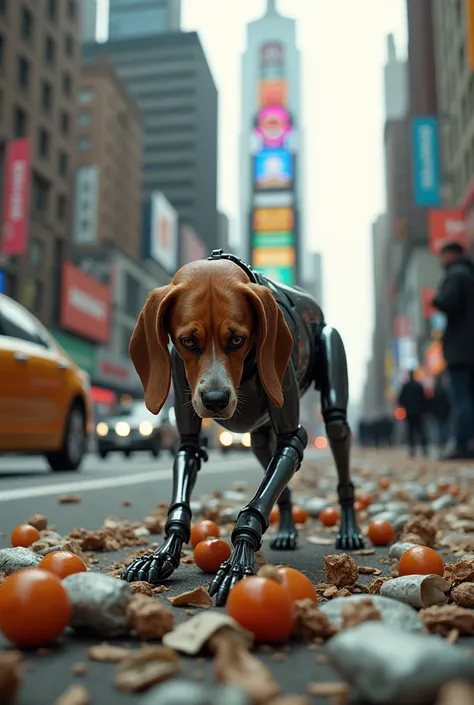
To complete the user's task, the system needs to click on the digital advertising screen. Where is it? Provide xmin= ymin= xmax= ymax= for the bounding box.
xmin=253 ymin=207 xmax=294 ymax=233
xmin=253 ymin=106 xmax=294 ymax=150
xmin=254 ymin=148 xmax=293 ymax=190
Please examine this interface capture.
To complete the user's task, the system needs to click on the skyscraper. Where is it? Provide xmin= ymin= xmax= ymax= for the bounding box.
xmin=108 ymin=0 xmax=181 ymax=41
xmin=81 ymin=0 xmax=98 ymax=41
xmin=239 ymin=0 xmax=303 ymax=285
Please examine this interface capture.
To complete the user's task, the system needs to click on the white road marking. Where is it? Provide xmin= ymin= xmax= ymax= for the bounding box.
xmin=0 ymin=458 xmax=257 ymax=503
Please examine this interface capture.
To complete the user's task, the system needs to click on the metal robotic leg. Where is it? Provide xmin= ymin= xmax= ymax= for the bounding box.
xmin=250 ymin=425 xmax=298 ymax=551
xmin=319 ymin=325 xmax=364 ymax=550
xmin=122 ymin=350 xmax=208 ymax=584
xmin=209 ymin=425 xmax=307 ymax=605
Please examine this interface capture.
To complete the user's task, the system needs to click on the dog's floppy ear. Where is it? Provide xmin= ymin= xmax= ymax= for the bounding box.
xmin=129 ymin=284 xmax=182 ymax=415
xmin=239 ymin=283 xmax=293 ymax=407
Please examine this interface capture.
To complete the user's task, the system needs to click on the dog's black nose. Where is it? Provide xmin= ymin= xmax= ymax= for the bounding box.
xmin=201 ymin=390 xmax=230 ymax=413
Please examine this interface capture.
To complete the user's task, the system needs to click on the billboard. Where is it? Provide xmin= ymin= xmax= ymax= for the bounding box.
xmin=180 ymin=224 xmax=207 ymax=265
xmin=259 ymin=80 xmax=287 ymax=108
xmin=253 ymin=247 xmax=295 ymax=267
xmin=411 ymin=117 xmax=441 ymax=207
xmin=73 ymin=165 xmax=99 ymax=245
xmin=253 ymin=232 xmax=294 ymax=248
xmin=60 ymin=262 xmax=111 ymax=344
xmin=149 ymin=192 xmax=178 ymax=273
xmin=256 ymin=265 xmax=294 ymax=286
xmin=254 ymin=148 xmax=292 ymax=190
xmin=253 ymin=207 xmax=294 ymax=232
xmin=428 ymin=209 xmax=466 ymax=254
xmin=1 ymin=138 xmax=31 ymax=256
xmin=253 ymin=106 xmax=294 ymax=151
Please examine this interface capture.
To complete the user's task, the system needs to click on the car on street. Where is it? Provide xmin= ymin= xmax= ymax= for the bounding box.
xmin=0 ymin=294 xmax=93 ymax=471
xmin=96 ymin=400 xmax=179 ymax=459
xmin=218 ymin=429 xmax=252 ymax=453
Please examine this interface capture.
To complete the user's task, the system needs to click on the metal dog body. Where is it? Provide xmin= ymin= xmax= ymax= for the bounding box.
xmin=122 ymin=251 xmax=363 ymax=604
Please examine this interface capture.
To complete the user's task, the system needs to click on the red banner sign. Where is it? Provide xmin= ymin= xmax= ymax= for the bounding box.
xmin=60 ymin=262 xmax=111 ymax=344
xmin=428 ymin=209 xmax=466 ymax=254
xmin=421 ymin=287 xmax=436 ymax=320
xmin=1 ymin=139 xmax=31 ymax=255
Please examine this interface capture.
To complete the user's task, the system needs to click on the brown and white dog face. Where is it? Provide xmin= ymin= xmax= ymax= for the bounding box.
xmin=129 ymin=259 xmax=293 ymax=420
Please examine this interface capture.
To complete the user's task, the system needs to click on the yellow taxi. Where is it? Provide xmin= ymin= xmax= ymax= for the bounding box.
xmin=0 ymin=294 xmax=93 ymax=471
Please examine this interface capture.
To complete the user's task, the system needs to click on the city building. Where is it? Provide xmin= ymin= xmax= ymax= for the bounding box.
xmin=72 ymin=57 xmax=142 ymax=261
xmin=217 ymin=211 xmax=230 ymax=253
xmin=81 ymin=0 xmax=98 ymax=41
xmin=432 ymin=0 xmax=474 ymax=254
xmin=83 ymin=31 xmax=218 ymax=251
xmin=57 ymin=243 xmax=171 ymax=402
xmin=108 ymin=0 xmax=181 ymax=41
xmin=0 ymin=0 xmax=81 ymax=327
xmin=239 ymin=0 xmax=304 ymax=286
xmin=384 ymin=34 xmax=408 ymax=120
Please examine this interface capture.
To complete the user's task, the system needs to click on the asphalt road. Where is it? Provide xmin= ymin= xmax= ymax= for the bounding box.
xmin=0 ymin=449 xmax=470 ymax=704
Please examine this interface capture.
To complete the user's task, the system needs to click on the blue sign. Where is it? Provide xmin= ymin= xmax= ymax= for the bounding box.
xmin=0 ymin=271 xmax=4 ymax=294
xmin=412 ymin=117 xmax=441 ymax=207
xmin=254 ymin=148 xmax=292 ymax=190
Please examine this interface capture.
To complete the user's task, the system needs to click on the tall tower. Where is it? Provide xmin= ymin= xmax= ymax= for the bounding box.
xmin=239 ymin=0 xmax=303 ymax=285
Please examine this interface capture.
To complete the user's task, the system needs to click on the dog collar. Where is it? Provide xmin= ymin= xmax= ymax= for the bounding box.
xmin=207 ymin=249 xmax=261 ymax=284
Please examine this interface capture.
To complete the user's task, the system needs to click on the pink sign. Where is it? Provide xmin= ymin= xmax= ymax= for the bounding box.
xmin=254 ymin=106 xmax=293 ymax=149
xmin=2 ymin=139 xmax=31 ymax=255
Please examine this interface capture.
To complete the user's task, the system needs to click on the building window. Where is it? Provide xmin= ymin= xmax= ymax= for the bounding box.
xmin=17 ymin=57 xmax=30 ymax=91
xmin=31 ymin=174 xmax=50 ymax=215
xmin=58 ymin=150 xmax=68 ymax=177
xmin=21 ymin=7 xmax=33 ymax=41
xmin=30 ymin=240 xmax=44 ymax=268
xmin=57 ymin=194 xmax=66 ymax=221
xmin=62 ymin=71 xmax=72 ymax=96
xmin=77 ymin=87 xmax=94 ymax=104
xmin=76 ymin=137 xmax=91 ymax=151
xmin=48 ymin=0 xmax=57 ymax=21
xmin=77 ymin=111 xmax=92 ymax=127
xmin=45 ymin=36 xmax=55 ymax=66
xmin=13 ymin=107 xmax=27 ymax=138
xmin=41 ymin=81 xmax=53 ymax=112
xmin=65 ymin=34 xmax=74 ymax=57
xmin=38 ymin=128 xmax=50 ymax=160
xmin=60 ymin=110 xmax=70 ymax=135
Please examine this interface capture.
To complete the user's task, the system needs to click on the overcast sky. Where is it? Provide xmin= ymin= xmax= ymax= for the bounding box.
xmin=97 ymin=0 xmax=408 ymax=403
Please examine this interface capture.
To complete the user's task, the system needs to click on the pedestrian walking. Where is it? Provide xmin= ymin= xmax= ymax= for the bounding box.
xmin=429 ymin=374 xmax=452 ymax=453
xmin=432 ymin=242 xmax=474 ymax=460
xmin=398 ymin=371 xmax=429 ymax=458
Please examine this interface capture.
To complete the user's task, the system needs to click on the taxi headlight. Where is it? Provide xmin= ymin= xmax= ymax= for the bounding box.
xmin=139 ymin=421 xmax=154 ymax=436
xmin=115 ymin=422 xmax=131 ymax=437
xmin=241 ymin=432 xmax=251 ymax=448
xmin=96 ymin=422 xmax=109 ymax=437
xmin=219 ymin=431 xmax=233 ymax=447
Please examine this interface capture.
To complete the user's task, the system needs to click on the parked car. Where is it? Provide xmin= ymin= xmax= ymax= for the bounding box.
xmin=96 ymin=400 xmax=179 ymax=459
xmin=0 ymin=294 xmax=93 ymax=471
xmin=218 ymin=430 xmax=252 ymax=454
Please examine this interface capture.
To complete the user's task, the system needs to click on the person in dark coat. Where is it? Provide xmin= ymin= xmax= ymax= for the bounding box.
xmin=398 ymin=370 xmax=429 ymax=458
xmin=432 ymin=242 xmax=474 ymax=459
xmin=430 ymin=374 xmax=452 ymax=452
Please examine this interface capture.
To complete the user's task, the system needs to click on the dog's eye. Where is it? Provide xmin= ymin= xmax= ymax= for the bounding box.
xmin=229 ymin=335 xmax=245 ymax=349
xmin=181 ymin=337 xmax=197 ymax=350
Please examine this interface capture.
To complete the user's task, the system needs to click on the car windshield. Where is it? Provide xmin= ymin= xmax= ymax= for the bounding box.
xmin=114 ymin=401 xmax=155 ymax=421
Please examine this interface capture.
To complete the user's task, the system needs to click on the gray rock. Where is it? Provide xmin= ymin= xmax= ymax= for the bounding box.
xmin=392 ymin=514 xmax=411 ymax=531
xmin=0 ymin=547 xmax=42 ymax=575
xmin=219 ymin=506 xmax=240 ymax=522
xmin=304 ymin=497 xmax=330 ymax=517
xmin=324 ymin=622 xmax=474 ymax=704
xmin=388 ymin=542 xmax=418 ymax=560
xmin=63 ymin=572 xmax=132 ymax=637
xmin=384 ymin=501 xmax=409 ymax=515
xmin=369 ymin=511 xmax=399 ymax=525
xmin=142 ymin=681 xmax=209 ymax=705
xmin=367 ymin=503 xmax=387 ymax=517
xmin=431 ymin=495 xmax=456 ymax=511
xmin=141 ymin=680 xmax=251 ymax=705
xmin=320 ymin=594 xmax=423 ymax=633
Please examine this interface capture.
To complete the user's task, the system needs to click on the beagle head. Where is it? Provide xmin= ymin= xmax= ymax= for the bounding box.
xmin=129 ymin=259 xmax=293 ymax=420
